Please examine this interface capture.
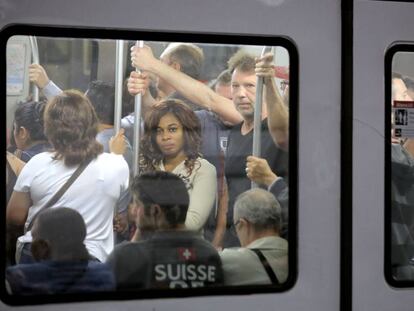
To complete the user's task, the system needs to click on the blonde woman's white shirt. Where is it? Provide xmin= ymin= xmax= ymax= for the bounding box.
xmin=14 ymin=152 xmax=129 ymax=262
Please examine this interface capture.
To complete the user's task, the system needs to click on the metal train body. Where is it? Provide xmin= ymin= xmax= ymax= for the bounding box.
xmin=1 ymin=0 xmax=414 ymax=310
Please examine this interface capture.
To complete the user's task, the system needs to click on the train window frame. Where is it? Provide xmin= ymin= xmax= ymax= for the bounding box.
xmin=1 ymin=24 xmax=298 ymax=305
xmin=384 ymin=43 xmax=414 ymax=288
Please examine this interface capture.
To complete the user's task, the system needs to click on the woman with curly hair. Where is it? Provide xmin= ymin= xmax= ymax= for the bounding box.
xmin=140 ymin=99 xmax=217 ymax=232
xmin=7 ymin=90 xmax=129 ymax=263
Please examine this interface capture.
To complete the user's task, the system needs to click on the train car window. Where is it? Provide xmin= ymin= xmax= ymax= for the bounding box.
xmin=385 ymin=45 xmax=414 ymax=287
xmin=36 ymin=38 xmax=99 ymax=91
xmin=2 ymin=26 xmax=297 ymax=305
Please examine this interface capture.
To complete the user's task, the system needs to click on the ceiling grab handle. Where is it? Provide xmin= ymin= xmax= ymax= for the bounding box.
xmin=251 ymin=46 xmax=272 ymax=189
xmin=114 ymin=40 xmax=124 ymax=133
xmin=29 ymin=36 xmax=39 ymax=102
xmin=132 ymin=40 xmax=144 ymax=176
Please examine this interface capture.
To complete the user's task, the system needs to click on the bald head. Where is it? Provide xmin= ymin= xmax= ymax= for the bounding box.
xmin=234 ymin=188 xmax=282 ymax=233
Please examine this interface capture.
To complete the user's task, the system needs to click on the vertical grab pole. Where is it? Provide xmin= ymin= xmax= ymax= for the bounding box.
xmin=132 ymin=40 xmax=144 ymax=176
xmin=114 ymin=40 xmax=124 ymax=133
xmin=251 ymin=46 xmax=270 ymax=189
xmin=29 ymin=36 xmax=39 ymax=102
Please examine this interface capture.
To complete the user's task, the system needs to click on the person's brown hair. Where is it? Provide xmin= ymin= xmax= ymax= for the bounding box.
xmin=140 ymin=99 xmax=201 ymax=176
xmin=227 ymin=50 xmax=256 ymax=74
xmin=44 ymin=90 xmax=103 ymax=166
xmin=164 ymin=43 xmax=204 ymax=79
xmin=210 ymin=69 xmax=232 ymax=89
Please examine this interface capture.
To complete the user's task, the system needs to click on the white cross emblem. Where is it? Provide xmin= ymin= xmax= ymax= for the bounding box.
xmin=182 ymin=248 xmax=192 ymax=260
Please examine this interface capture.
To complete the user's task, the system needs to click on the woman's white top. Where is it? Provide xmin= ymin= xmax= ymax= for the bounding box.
xmin=14 ymin=152 xmax=129 ymax=262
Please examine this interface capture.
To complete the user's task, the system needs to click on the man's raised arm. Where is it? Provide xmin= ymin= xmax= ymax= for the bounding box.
xmin=29 ymin=64 xmax=62 ymax=99
xmin=131 ymin=45 xmax=242 ymax=125
xmin=256 ymin=52 xmax=289 ymax=151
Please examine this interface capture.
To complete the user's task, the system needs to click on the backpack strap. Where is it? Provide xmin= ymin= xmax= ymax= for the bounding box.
xmin=25 ymin=158 xmax=92 ymax=233
xmin=250 ymin=248 xmax=280 ymax=285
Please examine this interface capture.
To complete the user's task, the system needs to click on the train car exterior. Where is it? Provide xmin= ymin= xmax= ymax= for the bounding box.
xmin=1 ymin=0 xmax=414 ymax=310
xmin=353 ymin=0 xmax=414 ymax=310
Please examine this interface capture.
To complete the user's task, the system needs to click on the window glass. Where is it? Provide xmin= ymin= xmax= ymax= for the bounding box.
xmin=3 ymin=27 xmax=297 ymax=304
xmin=386 ymin=47 xmax=414 ymax=286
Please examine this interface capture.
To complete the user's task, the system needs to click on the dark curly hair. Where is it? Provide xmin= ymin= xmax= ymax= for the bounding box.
xmin=14 ymin=100 xmax=47 ymax=142
xmin=44 ymin=90 xmax=103 ymax=166
xmin=140 ymin=99 xmax=201 ymax=177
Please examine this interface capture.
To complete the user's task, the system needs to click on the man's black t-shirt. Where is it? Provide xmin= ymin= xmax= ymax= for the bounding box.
xmin=224 ymin=119 xmax=288 ymax=243
xmin=107 ymin=231 xmax=223 ymax=290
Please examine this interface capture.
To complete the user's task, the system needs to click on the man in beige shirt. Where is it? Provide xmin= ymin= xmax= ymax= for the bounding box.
xmin=219 ymin=188 xmax=288 ymax=285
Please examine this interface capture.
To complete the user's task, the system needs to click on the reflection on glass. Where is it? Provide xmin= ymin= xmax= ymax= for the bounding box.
xmin=390 ymin=52 xmax=414 ymax=281
xmin=5 ymin=35 xmax=291 ymax=295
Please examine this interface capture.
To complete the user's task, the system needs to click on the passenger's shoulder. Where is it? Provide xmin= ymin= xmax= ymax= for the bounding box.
xmin=230 ymin=122 xmax=243 ymax=131
xmin=249 ymin=236 xmax=288 ymax=250
xmin=197 ymin=158 xmax=216 ymax=170
xmin=195 ymin=158 xmax=217 ymax=176
xmin=195 ymin=109 xmax=208 ymax=118
xmin=31 ymin=151 xmax=53 ymax=159
xmin=26 ymin=151 xmax=54 ymax=165
xmin=193 ymin=236 xmax=220 ymax=250
xmin=220 ymin=247 xmax=249 ymax=262
xmin=195 ymin=109 xmax=217 ymax=121
xmin=97 ymin=153 xmax=129 ymax=168
xmin=6 ymin=262 xmax=46 ymax=275
xmin=110 ymin=241 xmax=146 ymax=259
xmin=392 ymin=144 xmax=414 ymax=166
